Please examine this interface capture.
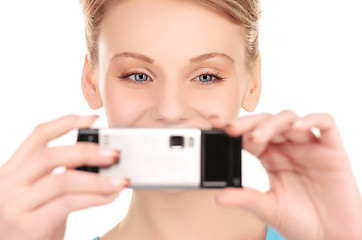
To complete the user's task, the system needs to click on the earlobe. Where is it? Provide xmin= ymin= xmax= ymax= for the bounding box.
xmin=241 ymin=63 xmax=262 ymax=112
xmin=81 ymin=55 xmax=103 ymax=109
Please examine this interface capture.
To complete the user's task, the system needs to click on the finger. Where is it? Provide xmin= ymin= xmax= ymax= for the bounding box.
xmin=208 ymin=115 xmax=228 ymax=129
xmin=241 ymin=111 xmax=298 ymax=157
xmin=215 ymin=188 xmax=276 ymax=225
xmin=13 ymin=170 xmax=129 ymax=212
xmin=282 ymin=127 xmax=319 ymax=144
xmin=17 ymin=143 xmax=119 ymax=184
xmin=269 ymin=134 xmax=287 ymax=144
xmin=244 ymin=128 xmax=317 ymax=162
xmin=247 ymin=110 xmax=299 ymax=143
xmin=267 ymin=126 xmax=319 ymax=145
xmin=30 ymin=115 xmax=99 ymax=147
xmin=220 ymin=114 xmax=272 ymax=137
xmin=5 ymin=115 xmax=99 ymax=172
xmin=292 ymin=113 xmax=343 ymax=147
xmin=27 ymin=192 xmax=120 ymax=227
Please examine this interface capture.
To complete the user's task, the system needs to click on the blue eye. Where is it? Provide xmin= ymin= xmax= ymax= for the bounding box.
xmin=118 ymin=71 xmax=225 ymax=85
xmin=195 ymin=72 xmax=225 ymax=85
xmin=198 ymin=74 xmax=213 ymax=82
xmin=118 ymin=72 xmax=151 ymax=84
xmin=130 ymin=73 xmax=148 ymax=82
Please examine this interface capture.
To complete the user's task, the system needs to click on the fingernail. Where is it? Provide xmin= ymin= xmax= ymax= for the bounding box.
xmin=99 ymin=147 xmax=120 ymax=160
xmin=292 ymin=119 xmax=304 ymax=129
xmin=250 ymin=129 xmax=262 ymax=142
xmin=311 ymin=127 xmax=321 ymax=138
xmin=78 ymin=115 xmax=99 ymax=128
xmin=109 ymin=178 xmax=129 ymax=187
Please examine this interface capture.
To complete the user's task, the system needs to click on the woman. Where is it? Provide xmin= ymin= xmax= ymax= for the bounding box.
xmin=0 ymin=0 xmax=361 ymax=239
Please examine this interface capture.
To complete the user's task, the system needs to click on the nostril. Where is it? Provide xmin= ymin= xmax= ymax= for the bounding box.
xmin=153 ymin=104 xmax=188 ymax=123
xmin=152 ymin=87 xmax=190 ymax=123
xmin=156 ymin=117 xmax=188 ymax=125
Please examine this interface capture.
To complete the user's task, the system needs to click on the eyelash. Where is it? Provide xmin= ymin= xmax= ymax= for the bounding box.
xmin=117 ymin=71 xmax=225 ymax=85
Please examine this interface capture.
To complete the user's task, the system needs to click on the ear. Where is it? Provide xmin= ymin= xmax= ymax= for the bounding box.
xmin=81 ymin=55 xmax=103 ymax=109
xmin=241 ymin=62 xmax=262 ymax=112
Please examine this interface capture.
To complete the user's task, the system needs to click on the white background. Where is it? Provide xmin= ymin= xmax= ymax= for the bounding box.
xmin=0 ymin=0 xmax=361 ymax=239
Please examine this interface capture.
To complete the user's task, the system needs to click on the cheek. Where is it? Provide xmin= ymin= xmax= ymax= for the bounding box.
xmin=187 ymin=83 xmax=243 ymax=121
xmin=102 ymin=82 xmax=151 ymax=127
xmin=217 ymin=89 xmax=242 ymax=119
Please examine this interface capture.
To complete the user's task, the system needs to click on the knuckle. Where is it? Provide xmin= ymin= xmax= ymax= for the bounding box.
xmin=34 ymin=150 xmax=53 ymax=168
xmin=280 ymin=109 xmax=296 ymax=117
xmin=66 ymin=114 xmax=79 ymax=119
xmin=257 ymin=113 xmax=272 ymax=125
xmin=78 ymin=142 xmax=98 ymax=153
xmin=54 ymin=194 xmax=76 ymax=217
xmin=32 ymin=123 xmax=47 ymax=136
xmin=38 ymin=149 xmax=51 ymax=161
xmin=87 ymin=175 xmax=112 ymax=193
xmin=77 ymin=143 xmax=99 ymax=161
xmin=52 ymin=173 xmax=71 ymax=192
xmin=64 ymin=114 xmax=80 ymax=123
xmin=60 ymin=193 xmax=74 ymax=208
xmin=262 ymin=113 xmax=273 ymax=118
xmin=322 ymin=113 xmax=334 ymax=122
xmin=89 ymin=175 xmax=106 ymax=189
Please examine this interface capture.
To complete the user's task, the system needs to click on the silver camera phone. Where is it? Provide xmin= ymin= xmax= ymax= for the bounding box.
xmin=76 ymin=128 xmax=242 ymax=189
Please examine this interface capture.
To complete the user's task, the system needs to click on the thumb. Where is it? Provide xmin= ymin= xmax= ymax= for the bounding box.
xmin=215 ymin=187 xmax=276 ymax=225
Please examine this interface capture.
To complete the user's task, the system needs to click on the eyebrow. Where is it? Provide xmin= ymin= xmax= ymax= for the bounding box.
xmin=111 ymin=52 xmax=154 ymax=64
xmin=190 ymin=52 xmax=235 ymax=64
xmin=111 ymin=52 xmax=235 ymax=64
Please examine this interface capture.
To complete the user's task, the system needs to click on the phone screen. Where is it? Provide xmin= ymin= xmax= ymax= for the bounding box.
xmin=202 ymin=130 xmax=242 ymax=187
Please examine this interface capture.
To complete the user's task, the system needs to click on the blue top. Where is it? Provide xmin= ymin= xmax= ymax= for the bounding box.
xmin=92 ymin=226 xmax=285 ymax=240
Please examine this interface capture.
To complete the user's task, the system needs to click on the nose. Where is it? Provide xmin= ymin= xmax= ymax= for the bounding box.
xmin=152 ymin=82 xmax=189 ymax=125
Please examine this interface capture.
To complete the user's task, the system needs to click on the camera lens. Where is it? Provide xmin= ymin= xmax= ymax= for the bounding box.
xmin=170 ymin=136 xmax=184 ymax=148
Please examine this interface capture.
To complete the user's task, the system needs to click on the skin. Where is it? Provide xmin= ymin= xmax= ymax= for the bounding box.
xmin=83 ymin=0 xmax=266 ymax=239
xmin=83 ymin=0 xmax=259 ymax=127
xmin=0 ymin=115 xmax=127 ymax=240
xmin=82 ymin=0 xmax=362 ymax=239
xmin=0 ymin=0 xmax=361 ymax=240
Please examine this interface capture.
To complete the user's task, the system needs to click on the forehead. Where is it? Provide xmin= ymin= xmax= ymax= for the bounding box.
xmin=99 ymin=0 xmax=245 ymax=64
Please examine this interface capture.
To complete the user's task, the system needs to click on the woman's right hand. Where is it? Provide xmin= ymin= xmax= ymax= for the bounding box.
xmin=0 ymin=115 xmax=129 ymax=240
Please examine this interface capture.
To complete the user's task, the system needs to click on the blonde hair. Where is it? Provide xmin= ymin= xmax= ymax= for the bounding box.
xmin=79 ymin=0 xmax=261 ymax=68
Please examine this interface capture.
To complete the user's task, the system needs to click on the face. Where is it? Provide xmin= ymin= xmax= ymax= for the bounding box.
xmin=83 ymin=0 xmax=260 ymax=128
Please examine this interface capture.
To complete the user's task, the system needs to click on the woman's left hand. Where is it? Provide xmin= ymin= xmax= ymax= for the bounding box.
xmin=211 ymin=110 xmax=362 ymax=240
